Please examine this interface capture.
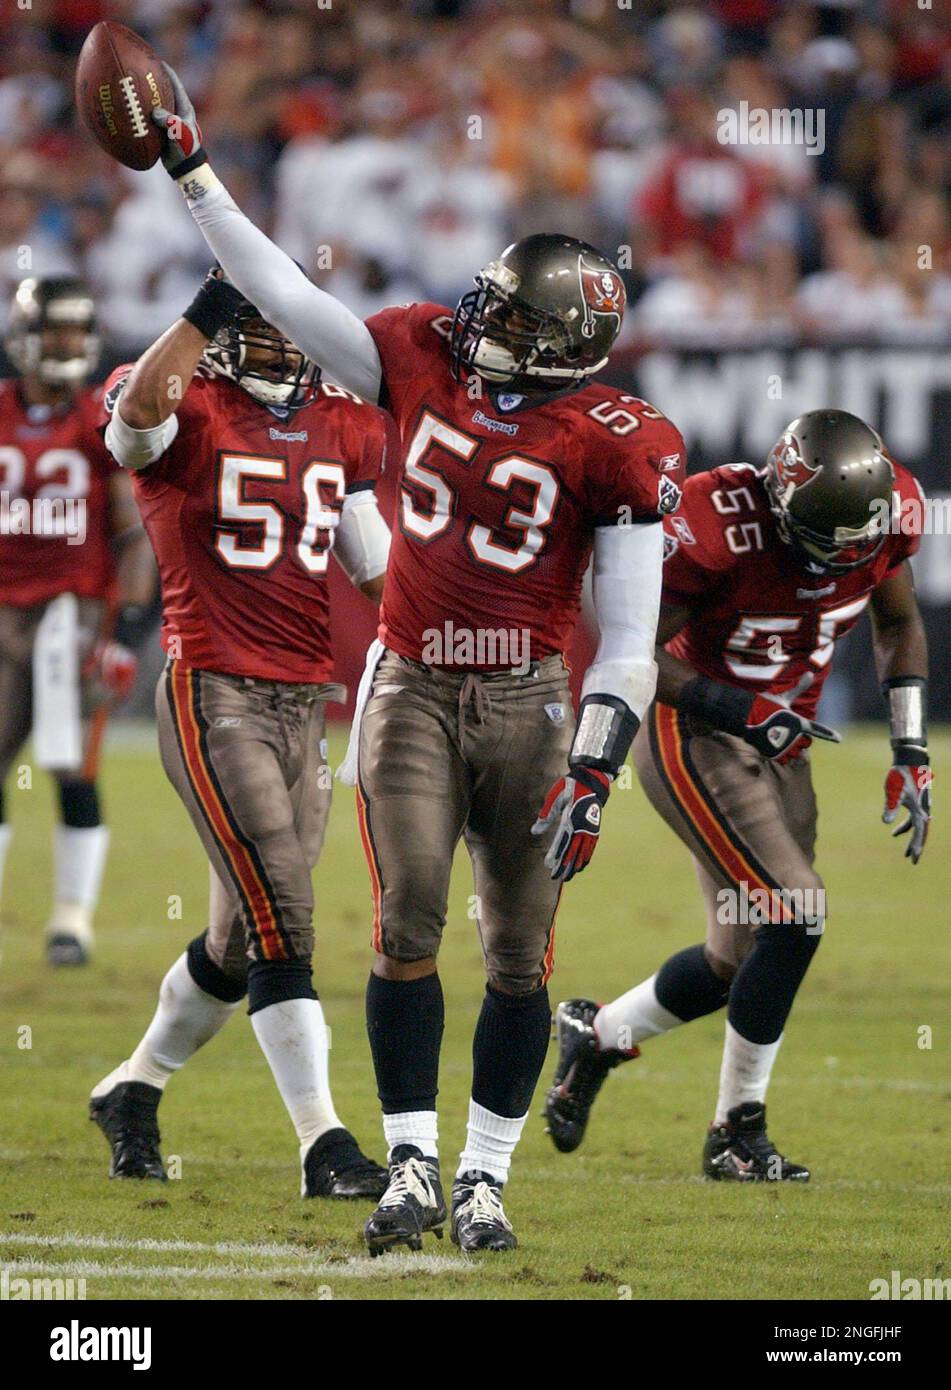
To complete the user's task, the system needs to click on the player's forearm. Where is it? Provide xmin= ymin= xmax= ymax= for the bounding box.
xmin=654 ymin=646 xmax=701 ymax=707
xmin=114 ymin=531 xmax=157 ymax=609
xmin=178 ymin=168 xmax=384 ymax=403
xmin=117 ymin=319 xmax=208 ymax=429
xmin=872 ymin=609 xmax=928 ymax=687
xmin=571 ymin=524 xmax=662 ymax=776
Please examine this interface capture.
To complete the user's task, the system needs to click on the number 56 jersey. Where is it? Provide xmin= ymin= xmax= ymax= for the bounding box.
xmin=661 ymin=461 xmax=924 ymax=720
xmin=364 ymin=302 xmax=686 ymax=666
xmin=99 ymin=367 xmax=387 ymax=683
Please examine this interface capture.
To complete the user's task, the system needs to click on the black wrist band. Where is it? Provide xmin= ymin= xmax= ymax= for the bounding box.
xmin=182 ymin=277 xmax=245 ymax=341
xmin=112 ymin=604 xmax=152 ymax=650
xmin=891 ymin=744 xmax=929 ymax=765
xmin=679 ymin=675 xmax=754 ymax=737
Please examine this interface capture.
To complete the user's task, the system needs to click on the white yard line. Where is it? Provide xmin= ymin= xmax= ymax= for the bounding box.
xmin=2 ymin=1253 xmax=473 ymax=1280
xmin=0 ymin=1231 xmax=348 ymax=1259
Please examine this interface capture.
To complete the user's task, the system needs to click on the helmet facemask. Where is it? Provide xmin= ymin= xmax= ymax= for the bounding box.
xmin=204 ymin=308 xmax=321 ymax=411
xmin=450 ymin=259 xmax=610 ymax=393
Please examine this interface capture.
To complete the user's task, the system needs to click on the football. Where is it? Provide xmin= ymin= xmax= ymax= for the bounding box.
xmin=74 ymin=21 xmax=174 ymax=171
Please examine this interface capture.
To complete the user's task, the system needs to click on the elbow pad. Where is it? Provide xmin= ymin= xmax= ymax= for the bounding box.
xmin=105 ymin=403 xmax=179 ymax=470
xmin=333 ymin=490 xmax=390 ymax=587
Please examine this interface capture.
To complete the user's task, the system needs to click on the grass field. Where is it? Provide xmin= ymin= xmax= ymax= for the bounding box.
xmin=0 ymin=725 xmax=947 ymax=1302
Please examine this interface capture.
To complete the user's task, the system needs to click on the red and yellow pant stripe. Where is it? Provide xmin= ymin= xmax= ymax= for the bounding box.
xmin=165 ymin=660 xmax=289 ymax=961
xmin=649 ymin=701 xmax=794 ymax=923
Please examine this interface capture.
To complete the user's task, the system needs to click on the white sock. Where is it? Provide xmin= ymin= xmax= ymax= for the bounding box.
xmin=250 ymin=997 xmax=342 ymax=1163
xmin=0 ymin=823 xmax=12 ymax=903
xmin=0 ymin=817 xmax=11 ymax=906
xmin=48 ymin=824 xmax=110 ymax=947
xmin=90 ymin=953 xmax=240 ymax=1096
xmin=383 ymin=1110 xmax=438 ymax=1161
xmin=715 ymin=1021 xmax=783 ymax=1124
xmin=457 ymin=1100 xmax=527 ymax=1185
xmin=595 ymin=973 xmax=684 ymax=1051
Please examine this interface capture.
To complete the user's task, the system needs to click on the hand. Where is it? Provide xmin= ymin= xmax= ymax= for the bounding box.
xmin=94 ymin=640 xmax=138 ymax=702
xmin=152 ymin=63 xmax=207 ymax=180
xmin=883 ymin=751 xmax=932 ymax=864
xmin=742 ymin=695 xmax=840 ymax=763
xmin=532 ymin=768 xmax=611 ymax=882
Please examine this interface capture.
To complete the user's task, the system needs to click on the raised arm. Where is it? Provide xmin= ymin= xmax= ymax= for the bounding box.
xmin=152 ymin=67 xmax=383 ymax=404
xmin=105 ymin=272 xmax=246 ymax=468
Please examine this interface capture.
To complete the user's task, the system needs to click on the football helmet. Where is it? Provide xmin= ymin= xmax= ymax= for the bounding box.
xmin=764 ymin=410 xmax=894 ymax=574
xmin=450 ymin=234 xmax=626 ymax=393
xmin=5 ymin=276 xmax=100 ymax=386
xmin=203 ymin=291 xmax=321 ymax=411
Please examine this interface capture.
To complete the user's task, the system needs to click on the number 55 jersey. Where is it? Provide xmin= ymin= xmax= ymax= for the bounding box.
xmin=99 ymin=367 xmax=387 ymax=682
xmin=661 ymin=461 xmax=924 ymax=719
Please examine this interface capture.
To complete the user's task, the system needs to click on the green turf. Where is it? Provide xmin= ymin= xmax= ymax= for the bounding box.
xmin=0 ymin=726 xmax=947 ymax=1301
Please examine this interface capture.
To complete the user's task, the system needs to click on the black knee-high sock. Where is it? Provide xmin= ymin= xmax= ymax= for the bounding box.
xmin=728 ymin=924 xmax=821 ymax=1044
xmin=471 ymin=984 xmax=551 ymax=1119
xmin=655 ymin=943 xmax=730 ymax=1021
xmin=366 ymin=971 xmax=444 ymax=1112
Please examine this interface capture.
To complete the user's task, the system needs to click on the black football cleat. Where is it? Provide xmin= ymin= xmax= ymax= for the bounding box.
xmin=544 ymin=998 xmax=638 ymax=1153
xmin=302 ymin=1127 xmax=388 ymax=1200
xmin=90 ymin=1081 xmax=167 ymax=1180
xmin=363 ymin=1145 xmax=446 ymax=1257
xmin=703 ymin=1102 xmax=810 ymax=1182
xmin=451 ymin=1172 xmax=517 ymax=1252
xmin=47 ymin=933 xmax=89 ymax=967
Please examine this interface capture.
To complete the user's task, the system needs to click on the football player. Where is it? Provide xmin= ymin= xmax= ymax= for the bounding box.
xmin=137 ymin=68 xmax=688 ymax=1252
xmin=90 ymin=268 xmax=391 ymax=1201
xmin=0 ymin=276 xmax=154 ymax=965
xmin=545 ymin=410 xmax=932 ymax=1180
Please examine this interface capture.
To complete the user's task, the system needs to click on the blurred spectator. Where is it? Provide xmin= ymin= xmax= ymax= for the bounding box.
xmin=0 ymin=0 xmax=945 ymax=360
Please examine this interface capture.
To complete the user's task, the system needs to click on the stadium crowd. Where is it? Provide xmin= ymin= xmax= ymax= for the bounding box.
xmin=1 ymin=0 xmax=949 ymax=359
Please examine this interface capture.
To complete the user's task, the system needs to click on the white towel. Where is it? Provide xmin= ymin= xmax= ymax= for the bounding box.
xmin=336 ymin=638 xmax=385 ymax=786
xmin=33 ymin=593 xmax=83 ymax=772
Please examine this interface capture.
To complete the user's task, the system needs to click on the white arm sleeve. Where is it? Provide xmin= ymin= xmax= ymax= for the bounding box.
xmin=333 ymin=490 xmax=390 ymax=588
xmin=105 ymin=400 xmax=180 ymax=471
xmin=183 ymin=173 xmax=383 ymax=403
xmin=582 ymin=522 xmax=664 ymax=722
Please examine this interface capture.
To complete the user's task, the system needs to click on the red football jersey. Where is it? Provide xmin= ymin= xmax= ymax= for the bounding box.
xmin=365 ymin=302 xmax=686 ymax=667
xmin=0 ymin=379 xmax=118 ymax=606
xmin=661 ymin=461 xmax=924 ymax=719
xmin=99 ymin=369 xmax=387 ymax=682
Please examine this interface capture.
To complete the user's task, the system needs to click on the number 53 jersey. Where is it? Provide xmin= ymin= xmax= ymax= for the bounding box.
xmin=661 ymin=461 xmax=925 ymax=720
xmin=364 ymin=302 xmax=686 ymax=666
xmin=99 ymin=367 xmax=387 ymax=683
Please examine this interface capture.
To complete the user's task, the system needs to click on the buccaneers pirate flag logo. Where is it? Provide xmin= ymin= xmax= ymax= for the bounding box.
xmin=769 ymin=436 xmax=820 ymax=496
xmin=578 ymin=257 xmax=625 ymax=340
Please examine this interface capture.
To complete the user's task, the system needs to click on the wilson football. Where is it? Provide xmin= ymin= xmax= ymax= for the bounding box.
xmin=75 ymin=22 xmax=174 ymax=171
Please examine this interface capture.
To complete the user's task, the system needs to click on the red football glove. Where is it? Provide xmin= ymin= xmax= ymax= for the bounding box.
xmin=743 ymin=695 xmax=840 ymax=764
xmin=532 ymin=768 xmax=611 ymax=882
xmin=883 ymin=751 xmax=932 ymax=864
xmin=94 ymin=640 xmax=138 ymax=702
